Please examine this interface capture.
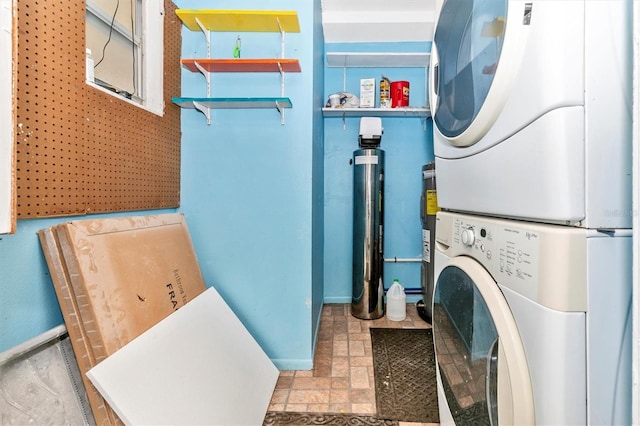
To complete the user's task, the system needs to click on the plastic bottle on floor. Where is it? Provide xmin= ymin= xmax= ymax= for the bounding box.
xmin=386 ymin=279 xmax=406 ymax=321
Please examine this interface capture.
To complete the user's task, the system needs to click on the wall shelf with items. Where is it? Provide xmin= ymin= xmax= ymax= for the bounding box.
xmin=323 ymin=52 xmax=431 ymax=128
xmin=326 ymin=52 xmax=430 ymax=68
xmin=322 ymin=107 xmax=430 ymax=118
xmin=172 ymin=9 xmax=301 ymax=125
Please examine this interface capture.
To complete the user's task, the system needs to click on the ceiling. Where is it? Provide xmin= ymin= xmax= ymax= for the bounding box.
xmin=321 ymin=0 xmax=436 ymax=43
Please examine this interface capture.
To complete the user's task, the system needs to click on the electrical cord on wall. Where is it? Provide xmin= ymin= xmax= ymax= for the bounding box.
xmin=94 ymin=0 xmax=120 ymax=68
xmin=91 ymin=0 xmax=137 ymax=99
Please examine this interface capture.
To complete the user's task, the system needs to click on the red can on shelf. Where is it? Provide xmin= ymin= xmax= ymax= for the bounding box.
xmin=391 ymin=81 xmax=410 ymax=107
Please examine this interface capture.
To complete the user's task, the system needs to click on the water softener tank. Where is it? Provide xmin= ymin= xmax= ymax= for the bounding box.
xmin=419 ymin=162 xmax=438 ymax=323
xmin=352 ymin=148 xmax=385 ymax=320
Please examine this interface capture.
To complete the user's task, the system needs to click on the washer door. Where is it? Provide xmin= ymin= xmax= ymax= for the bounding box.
xmin=433 ymin=256 xmax=534 ymax=425
xmin=430 ymin=0 xmax=531 ymax=147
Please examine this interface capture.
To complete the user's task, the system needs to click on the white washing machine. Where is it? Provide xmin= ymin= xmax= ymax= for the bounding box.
xmin=429 ymin=0 xmax=633 ymax=228
xmin=432 ymin=211 xmax=631 ymax=425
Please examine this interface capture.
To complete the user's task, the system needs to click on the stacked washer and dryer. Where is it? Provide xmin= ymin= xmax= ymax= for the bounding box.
xmin=429 ymin=1 xmax=633 ymax=425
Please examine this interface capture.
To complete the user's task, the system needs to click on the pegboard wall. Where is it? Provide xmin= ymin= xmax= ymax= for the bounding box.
xmin=15 ymin=1 xmax=182 ymax=218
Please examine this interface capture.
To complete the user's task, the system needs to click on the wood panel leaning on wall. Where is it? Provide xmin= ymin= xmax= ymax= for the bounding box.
xmin=15 ymin=0 xmax=182 ymax=218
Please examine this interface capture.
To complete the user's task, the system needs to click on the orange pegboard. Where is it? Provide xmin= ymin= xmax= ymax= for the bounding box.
xmin=15 ymin=0 xmax=182 ymax=218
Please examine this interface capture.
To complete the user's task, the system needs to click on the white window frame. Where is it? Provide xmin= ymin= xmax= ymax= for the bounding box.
xmin=86 ymin=0 xmax=164 ymax=116
xmin=0 ymin=0 xmax=14 ymax=234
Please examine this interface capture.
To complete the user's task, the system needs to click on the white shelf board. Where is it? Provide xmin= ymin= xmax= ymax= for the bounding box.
xmin=322 ymin=107 xmax=430 ymax=118
xmin=326 ymin=52 xmax=430 ymax=68
xmin=87 ymin=287 xmax=279 ymax=426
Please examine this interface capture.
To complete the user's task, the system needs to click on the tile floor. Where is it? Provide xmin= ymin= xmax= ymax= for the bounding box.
xmin=268 ymin=303 xmax=439 ymax=426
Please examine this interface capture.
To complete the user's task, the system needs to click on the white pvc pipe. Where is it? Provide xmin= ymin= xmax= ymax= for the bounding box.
xmin=631 ymin=2 xmax=640 ymax=423
xmin=384 ymin=257 xmax=422 ymax=263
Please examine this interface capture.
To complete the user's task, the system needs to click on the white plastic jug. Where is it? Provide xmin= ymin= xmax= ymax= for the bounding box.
xmin=386 ymin=279 xmax=406 ymax=321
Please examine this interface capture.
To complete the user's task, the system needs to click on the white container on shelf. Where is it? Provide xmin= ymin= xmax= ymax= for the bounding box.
xmin=386 ymin=279 xmax=406 ymax=321
xmin=359 ymin=78 xmax=375 ymax=108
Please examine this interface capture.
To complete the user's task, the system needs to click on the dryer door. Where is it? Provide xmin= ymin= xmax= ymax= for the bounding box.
xmin=433 ymin=256 xmax=534 ymax=425
xmin=430 ymin=0 xmax=530 ymax=147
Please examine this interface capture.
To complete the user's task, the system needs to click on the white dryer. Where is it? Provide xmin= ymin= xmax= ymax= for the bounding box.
xmin=429 ymin=0 xmax=633 ymax=228
xmin=432 ymin=211 xmax=631 ymax=425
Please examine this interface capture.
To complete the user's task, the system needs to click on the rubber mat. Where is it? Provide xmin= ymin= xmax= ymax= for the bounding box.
xmin=439 ymin=367 xmax=490 ymax=425
xmin=370 ymin=328 xmax=439 ymax=423
xmin=263 ymin=412 xmax=398 ymax=425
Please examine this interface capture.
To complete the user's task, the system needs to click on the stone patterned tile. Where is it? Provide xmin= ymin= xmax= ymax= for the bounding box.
xmin=364 ymin=344 xmax=373 ymax=357
xmin=307 ymin=404 xmax=330 ymax=412
xmin=313 ymin=354 xmax=332 ymax=367
xmin=295 ymin=369 xmax=314 ymax=378
xmin=333 ymin=339 xmax=349 ymax=356
xmin=348 ymin=340 xmax=365 ymax=356
xmin=351 ymin=402 xmax=375 ymax=414
xmin=348 ymin=321 xmax=362 ymax=333
xmin=329 ymin=389 xmax=350 ymax=404
xmin=315 ymin=341 xmax=333 ymax=354
xmin=288 ymin=389 xmax=330 ymax=404
xmin=275 ymin=375 xmax=293 ymax=389
xmin=269 ymin=389 xmax=289 ymax=404
xmin=312 ymin=365 xmax=332 ymax=378
xmin=331 ymin=377 xmax=349 ymax=389
xmin=350 ymin=388 xmax=375 ymax=404
xmin=292 ymin=377 xmax=331 ymax=390
xmin=285 ymin=403 xmax=307 ymax=412
xmin=331 ymin=356 xmax=349 ymax=377
xmin=350 ymin=366 xmax=370 ymax=389
xmin=329 ymin=403 xmax=351 ymax=414
xmin=333 ymin=332 xmax=349 ymax=341
xmin=349 ymin=356 xmax=373 ymax=367
xmin=348 ymin=332 xmax=371 ymax=341
xmin=269 ymin=303 xmax=436 ymax=421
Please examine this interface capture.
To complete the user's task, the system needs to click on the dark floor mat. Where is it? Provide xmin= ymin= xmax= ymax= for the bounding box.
xmin=370 ymin=328 xmax=439 ymax=423
xmin=263 ymin=412 xmax=398 ymax=425
xmin=439 ymin=366 xmax=490 ymax=425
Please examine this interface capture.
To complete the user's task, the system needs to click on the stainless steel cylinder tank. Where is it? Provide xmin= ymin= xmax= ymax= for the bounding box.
xmin=352 ymin=148 xmax=385 ymax=320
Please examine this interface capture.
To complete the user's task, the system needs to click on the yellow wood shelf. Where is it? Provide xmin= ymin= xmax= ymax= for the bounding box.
xmin=175 ymin=10 xmax=300 ymax=33
xmin=181 ymin=58 xmax=301 ymax=73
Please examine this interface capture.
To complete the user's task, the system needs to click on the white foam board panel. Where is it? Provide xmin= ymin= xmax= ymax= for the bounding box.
xmin=86 ymin=287 xmax=279 ymax=426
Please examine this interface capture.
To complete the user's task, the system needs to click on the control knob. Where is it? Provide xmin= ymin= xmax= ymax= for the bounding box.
xmin=461 ymin=228 xmax=475 ymax=246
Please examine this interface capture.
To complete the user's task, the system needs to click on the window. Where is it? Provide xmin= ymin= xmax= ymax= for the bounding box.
xmin=86 ymin=0 xmax=164 ymax=115
xmin=0 ymin=0 xmax=14 ymax=234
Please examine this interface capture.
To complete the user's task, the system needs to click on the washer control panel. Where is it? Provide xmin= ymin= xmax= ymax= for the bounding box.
xmin=451 ymin=216 xmax=540 ymax=289
xmin=495 ymin=225 xmax=540 ymax=287
xmin=438 ymin=211 xmax=587 ymax=312
xmin=452 ymin=217 xmax=496 ymax=262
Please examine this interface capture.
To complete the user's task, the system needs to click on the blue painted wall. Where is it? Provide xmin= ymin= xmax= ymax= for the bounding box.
xmin=0 ymin=210 xmax=175 ymax=353
xmin=1 ymin=4 xmax=432 ymax=366
xmin=175 ymin=0 xmax=323 ymax=370
xmin=323 ymin=42 xmax=434 ymax=304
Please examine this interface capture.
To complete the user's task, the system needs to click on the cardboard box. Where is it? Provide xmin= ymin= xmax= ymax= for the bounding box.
xmin=53 ymin=214 xmax=207 ymax=355
xmin=38 ymin=213 xmax=207 ymax=425
xmin=39 ymin=228 xmax=121 ymax=425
